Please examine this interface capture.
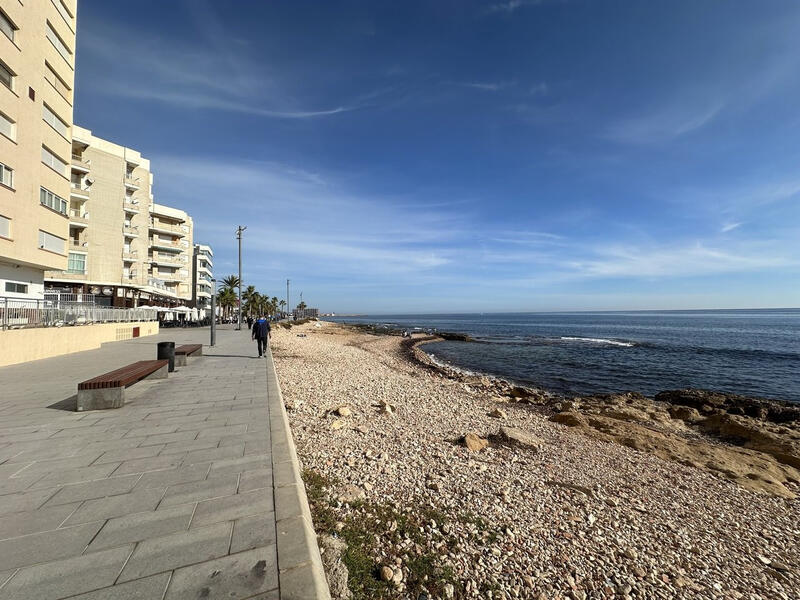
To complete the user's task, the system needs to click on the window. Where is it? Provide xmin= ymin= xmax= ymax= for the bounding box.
xmin=0 ymin=9 xmax=16 ymax=42
xmin=67 ymin=252 xmax=86 ymax=274
xmin=0 ymin=215 xmax=9 ymax=238
xmin=44 ymin=62 xmax=70 ymax=100
xmin=41 ymin=146 xmax=67 ymax=176
xmin=43 ymin=104 xmax=69 ymax=138
xmin=40 ymin=187 xmax=67 ymax=215
xmin=38 ymin=230 xmax=65 ymax=254
xmin=0 ymin=60 xmax=12 ymax=90
xmin=5 ymin=282 xmax=28 ymax=294
xmin=46 ymin=22 xmax=72 ymax=63
xmin=53 ymin=0 xmax=73 ymax=26
xmin=0 ymin=112 xmax=15 ymax=140
xmin=0 ymin=162 xmax=12 ymax=188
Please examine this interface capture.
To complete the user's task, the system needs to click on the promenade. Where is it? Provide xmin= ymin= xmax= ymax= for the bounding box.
xmin=0 ymin=326 xmax=328 ymax=600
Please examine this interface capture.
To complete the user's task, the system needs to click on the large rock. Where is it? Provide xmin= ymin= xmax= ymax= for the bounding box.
xmin=655 ymin=389 xmax=800 ymax=424
xmin=337 ymin=485 xmax=366 ymax=503
xmin=550 ymin=412 xmax=588 ymax=428
xmin=463 ymin=432 xmax=489 ymax=452
xmin=496 ymin=426 xmax=543 ymax=450
xmin=318 ymin=534 xmax=352 ymax=599
xmin=699 ymin=413 xmax=800 ymax=469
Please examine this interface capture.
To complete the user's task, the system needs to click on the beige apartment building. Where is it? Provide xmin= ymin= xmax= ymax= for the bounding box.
xmin=192 ymin=243 xmax=213 ymax=309
xmin=0 ymin=0 xmax=78 ymax=300
xmin=44 ymin=126 xmax=195 ymax=306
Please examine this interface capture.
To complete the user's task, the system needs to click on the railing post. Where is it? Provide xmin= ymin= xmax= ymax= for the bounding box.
xmin=2 ymin=297 xmax=6 ymax=331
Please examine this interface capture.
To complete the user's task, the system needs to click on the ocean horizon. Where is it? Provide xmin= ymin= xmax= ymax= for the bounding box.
xmin=328 ymin=308 xmax=800 ymax=404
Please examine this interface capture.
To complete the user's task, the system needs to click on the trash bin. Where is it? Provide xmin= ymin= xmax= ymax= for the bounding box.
xmin=157 ymin=341 xmax=176 ymax=372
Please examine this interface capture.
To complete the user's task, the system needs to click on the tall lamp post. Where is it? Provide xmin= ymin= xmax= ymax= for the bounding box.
xmin=235 ymin=225 xmax=246 ymax=330
xmin=210 ymin=278 xmax=217 ymax=347
xmin=286 ymin=279 xmax=290 ymax=321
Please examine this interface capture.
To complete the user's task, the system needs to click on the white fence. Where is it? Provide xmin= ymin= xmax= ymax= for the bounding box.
xmin=0 ymin=297 xmax=157 ymax=331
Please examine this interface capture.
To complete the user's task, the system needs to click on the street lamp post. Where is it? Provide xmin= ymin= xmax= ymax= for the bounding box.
xmin=235 ymin=226 xmax=246 ymax=330
xmin=210 ymin=278 xmax=217 ymax=347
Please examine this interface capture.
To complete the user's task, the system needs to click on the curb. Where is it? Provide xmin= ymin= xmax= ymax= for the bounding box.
xmin=266 ymin=347 xmax=332 ymax=600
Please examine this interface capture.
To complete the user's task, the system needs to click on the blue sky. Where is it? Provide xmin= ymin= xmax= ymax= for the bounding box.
xmin=74 ymin=0 xmax=800 ymax=313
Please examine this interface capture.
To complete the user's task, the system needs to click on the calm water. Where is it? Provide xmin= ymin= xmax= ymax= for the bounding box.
xmin=328 ymin=310 xmax=800 ymax=403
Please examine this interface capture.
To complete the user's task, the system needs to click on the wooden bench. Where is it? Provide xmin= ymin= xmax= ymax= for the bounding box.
xmin=77 ymin=360 xmax=169 ymax=411
xmin=174 ymin=343 xmax=203 ymax=366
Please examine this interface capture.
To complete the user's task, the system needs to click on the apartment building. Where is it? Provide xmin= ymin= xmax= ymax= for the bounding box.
xmin=148 ymin=203 xmax=193 ymax=302
xmin=44 ymin=127 xmax=195 ymax=306
xmin=0 ymin=1 xmax=78 ymax=300
xmin=191 ymin=243 xmax=213 ymax=309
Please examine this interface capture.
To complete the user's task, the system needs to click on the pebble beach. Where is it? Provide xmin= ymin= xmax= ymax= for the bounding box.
xmin=272 ymin=320 xmax=799 ymax=600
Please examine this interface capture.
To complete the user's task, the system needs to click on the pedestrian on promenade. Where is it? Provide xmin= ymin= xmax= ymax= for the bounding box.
xmin=252 ymin=314 xmax=271 ymax=358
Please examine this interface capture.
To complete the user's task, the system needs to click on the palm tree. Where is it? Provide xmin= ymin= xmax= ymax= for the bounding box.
xmin=279 ymin=299 xmax=286 ymax=317
xmin=217 ymin=287 xmax=237 ymax=320
xmin=221 ymin=275 xmax=240 ymax=291
xmin=242 ymin=286 xmax=257 ymax=317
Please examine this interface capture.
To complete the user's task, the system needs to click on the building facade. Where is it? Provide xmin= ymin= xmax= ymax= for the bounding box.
xmin=44 ymin=127 xmax=194 ymax=306
xmin=148 ymin=203 xmax=193 ymax=303
xmin=0 ymin=1 xmax=78 ymax=300
xmin=191 ymin=243 xmax=213 ymax=309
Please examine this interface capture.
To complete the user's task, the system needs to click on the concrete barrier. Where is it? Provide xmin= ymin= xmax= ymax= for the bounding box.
xmin=0 ymin=321 xmax=159 ymax=367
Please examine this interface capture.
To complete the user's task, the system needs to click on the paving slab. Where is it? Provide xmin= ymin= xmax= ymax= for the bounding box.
xmin=0 ymin=326 xmax=328 ymax=599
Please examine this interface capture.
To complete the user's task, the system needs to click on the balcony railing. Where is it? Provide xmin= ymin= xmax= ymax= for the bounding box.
xmin=123 ymin=198 xmax=140 ymax=212
xmin=148 ymin=221 xmax=185 ymax=236
xmin=0 ymin=296 xmax=157 ymax=330
xmin=124 ymin=174 xmax=140 ymax=188
xmin=70 ymin=185 xmax=91 ymax=198
xmin=71 ymin=155 xmax=91 ymax=170
xmin=70 ymin=239 xmax=89 ymax=248
xmin=123 ymin=224 xmax=139 ymax=236
xmin=122 ymin=251 xmax=138 ymax=261
xmin=69 ymin=209 xmax=89 ymax=224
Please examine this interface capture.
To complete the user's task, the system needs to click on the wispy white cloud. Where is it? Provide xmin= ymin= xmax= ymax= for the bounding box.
xmin=79 ymin=9 xmax=358 ymax=120
xmin=606 ymin=102 xmax=724 ymax=145
xmin=486 ymin=0 xmax=545 ymax=14
xmin=721 ymin=222 xmax=742 ymax=233
xmin=445 ymin=81 xmax=513 ymax=92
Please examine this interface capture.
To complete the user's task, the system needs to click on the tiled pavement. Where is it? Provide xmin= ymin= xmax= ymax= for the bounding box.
xmin=0 ymin=326 xmax=329 ymax=600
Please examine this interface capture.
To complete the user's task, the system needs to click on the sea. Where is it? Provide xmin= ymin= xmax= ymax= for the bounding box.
xmin=327 ymin=309 xmax=800 ymax=404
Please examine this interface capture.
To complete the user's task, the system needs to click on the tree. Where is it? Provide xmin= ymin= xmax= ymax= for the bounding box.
xmin=217 ymin=287 xmax=237 ymax=320
xmin=297 ymin=301 xmax=307 ymax=311
xmin=221 ymin=275 xmax=240 ymax=291
xmin=242 ymin=285 xmax=257 ymax=317
xmin=279 ymin=299 xmax=286 ymax=316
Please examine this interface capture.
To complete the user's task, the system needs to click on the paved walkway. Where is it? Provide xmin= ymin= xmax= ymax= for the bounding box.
xmin=0 ymin=326 xmax=328 ymax=600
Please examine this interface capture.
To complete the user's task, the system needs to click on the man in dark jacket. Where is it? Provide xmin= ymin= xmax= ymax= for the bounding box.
xmin=251 ymin=315 xmax=271 ymax=358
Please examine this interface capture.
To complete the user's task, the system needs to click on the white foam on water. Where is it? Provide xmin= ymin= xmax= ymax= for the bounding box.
xmin=560 ymin=336 xmax=635 ymax=347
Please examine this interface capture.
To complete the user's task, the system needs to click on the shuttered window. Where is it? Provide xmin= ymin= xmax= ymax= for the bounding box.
xmin=0 ymin=215 xmax=9 ymax=238
xmin=39 ymin=230 xmax=66 ymax=253
xmin=0 ymin=162 xmax=12 ymax=188
xmin=41 ymin=146 xmax=67 ymax=176
xmin=46 ymin=22 xmax=72 ymax=63
xmin=0 ymin=10 xmax=15 ymax=42
xmin=43 ymin=104 xmax=69 ymax=138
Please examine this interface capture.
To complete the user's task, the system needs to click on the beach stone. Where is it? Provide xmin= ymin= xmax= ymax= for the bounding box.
xmin=550 ymin=412 xmax=588 ymax=427
xmin=380 ymin=565 xmax=394 ymax=582
xmin=488 ymin=408 xmax=507 ymax=419
xmin=463 ymin=433 xmax=489 ymax=452
xmin=497 ymin=426 xmax=543 ymax=450
xmin=331 ymin=419 xmax=345 ymax=430
xmin=318 ymin=534 xmax=352 ymax=599
xmin=336 ymin=406 xmax=352 ymax=417
xmin=337 ymin=485 xmax=365 ymax=503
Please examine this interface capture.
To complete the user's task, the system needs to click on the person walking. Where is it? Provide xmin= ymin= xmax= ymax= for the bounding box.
xmin=252 ymin=314 xmax=271 ymax=358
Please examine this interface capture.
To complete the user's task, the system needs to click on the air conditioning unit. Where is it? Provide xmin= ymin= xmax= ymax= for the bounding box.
xmin=85 ymin=178 xmax=94 ymax=185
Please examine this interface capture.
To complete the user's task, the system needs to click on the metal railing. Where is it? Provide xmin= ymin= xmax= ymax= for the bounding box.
xmin=0 ymin=297 xmax=156 ymax=331
xmin=44 ymin=292 xmax=96 ymax=305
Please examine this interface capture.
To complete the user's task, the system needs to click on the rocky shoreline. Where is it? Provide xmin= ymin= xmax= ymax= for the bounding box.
xmin=272 ymin=321 xmax=799 ymax=599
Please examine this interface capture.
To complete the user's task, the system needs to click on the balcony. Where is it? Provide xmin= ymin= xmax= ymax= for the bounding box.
xmin=197 ymin=290 xmax=212 ymax=298
xmin=70 ymin=185 xmax=90 ymax=200
xmin=150 ymin=238 xmax=182 ymax=252
xmin=69 ymin=210 xmax=89 ymax=227
xmin=148 ymin=221 xmax=186 ymax=237
xmin=124 ymin=174 xmax=140 ymax=190
xmin=197 ymin=264 xmax=212 ymax=276
xmin=71 ymin=154 xmax=91 ymax=173
xmin=151 ymin=254 xmax=184 ymax=268
xmin=123 ymin=224 xmax=139 ymax=238
xmin=122 ymin=250 xmax=138 ymax=262
xmin=123 ymin=199 xmax=141 ymax=214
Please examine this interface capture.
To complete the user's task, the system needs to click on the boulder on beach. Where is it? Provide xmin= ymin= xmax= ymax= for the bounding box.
xmin=462 ymin=432 xmax=489 ymax=452
xmin=495 ymin=426 xmax=543 ymax=450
